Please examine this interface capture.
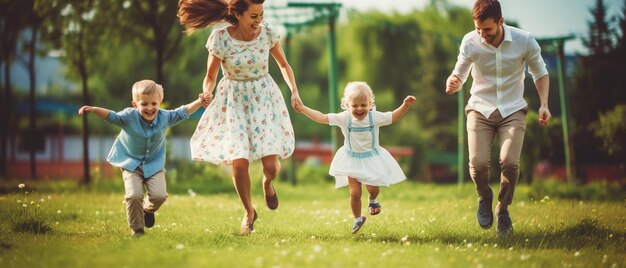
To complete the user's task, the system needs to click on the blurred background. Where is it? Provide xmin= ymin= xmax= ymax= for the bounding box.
xmin=1 ymin=0 xmax=625 ymax=190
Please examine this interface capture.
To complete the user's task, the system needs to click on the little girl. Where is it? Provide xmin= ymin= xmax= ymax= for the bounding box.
xmin=297 ymin=81 xmax=415 ymax=234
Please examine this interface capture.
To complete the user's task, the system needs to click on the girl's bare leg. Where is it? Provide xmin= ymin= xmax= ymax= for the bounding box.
xmin=348 ymin=177 xmax=362 ymax=218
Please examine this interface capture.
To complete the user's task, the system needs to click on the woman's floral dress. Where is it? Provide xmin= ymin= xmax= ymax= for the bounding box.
xmin=190 ymin=22 xmax=294 ymax=165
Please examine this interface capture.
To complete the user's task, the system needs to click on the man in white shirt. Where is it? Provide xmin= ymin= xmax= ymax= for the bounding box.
xmin=445 ymin=0 xmax=551 ymax=235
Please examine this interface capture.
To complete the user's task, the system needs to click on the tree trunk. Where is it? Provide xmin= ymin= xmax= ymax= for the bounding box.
xmin=0 ymin=55 xmax=12 ymax=177
xmin=28 ymin=24 xmax=39 ymax=180
xmin=1 ymin=44 xmax=17 ymax=177
xmin=77 ymin=33 xmax=91 ymax=185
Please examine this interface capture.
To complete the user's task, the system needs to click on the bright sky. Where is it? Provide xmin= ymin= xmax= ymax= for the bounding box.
xmin=278 ymin=0 xmax=625 ymax=54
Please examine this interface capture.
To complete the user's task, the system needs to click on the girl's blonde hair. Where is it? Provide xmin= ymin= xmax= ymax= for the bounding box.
xmin=340 ymin=81 xmax=375 ymax=110
xmin=132 ymin=80 xmax=164 ymax=101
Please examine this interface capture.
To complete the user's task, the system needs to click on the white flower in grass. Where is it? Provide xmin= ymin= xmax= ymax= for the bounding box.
xmin=22 ymin=204 xmax=27 ymax=208
xmin=520 ymin=254 xmax=531 ymax=261
xmin=18 ymin=183 xmax=25 ymax=189
xmin=401 ymin=236 xmax=409 ymax=242
xmin=57 ymin=210 xmax=62 ymax=214
xmin=312 ymin=245 xmax=321 ymax=252
xmin=574 ymin=251 xmax=580 ymax=257
xmin=175 ymin=244 xmax=185 ymax=250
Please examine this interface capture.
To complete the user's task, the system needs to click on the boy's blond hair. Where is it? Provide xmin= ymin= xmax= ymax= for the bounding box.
xmin=132 ymin=80 xmax=164 ymax=101
xmin=340 ymin=81 xmax=376 ymax=110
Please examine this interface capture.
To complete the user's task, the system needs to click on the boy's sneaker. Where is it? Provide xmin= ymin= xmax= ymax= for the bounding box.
xmin=132 ymin=228 xmax=145 ymax=237
xmin=144 ymin=211 xmax=155 ymax=228
xmin=496 ymin=209 xmax=513 ymax=235
xmin=477 ymin=189 xmax=494 ymax=229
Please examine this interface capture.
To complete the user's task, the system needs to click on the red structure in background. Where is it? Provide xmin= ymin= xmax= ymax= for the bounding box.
xmin=8 ymin=161 xmax=115 ymax=180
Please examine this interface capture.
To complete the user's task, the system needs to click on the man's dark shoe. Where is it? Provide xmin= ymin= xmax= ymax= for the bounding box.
xmin=477 ymin=189 xmax=494 ymax=229
xmin=144 ymin=211 xmax=155 ymax=228
xmin=497 ymin=209 xmax=513 ymax=235
xmin=132 ymin=228 xmax=145 ymax=237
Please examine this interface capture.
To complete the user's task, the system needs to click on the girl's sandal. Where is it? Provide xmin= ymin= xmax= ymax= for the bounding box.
xmin=351 ymin=216 xmax=367 ymax=234
xmin=368 ymin=202 xmax=382 ymax=215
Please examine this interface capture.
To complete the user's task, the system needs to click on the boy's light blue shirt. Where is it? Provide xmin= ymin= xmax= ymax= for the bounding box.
xmin=105 ymin=106 xmax=189 ymax=178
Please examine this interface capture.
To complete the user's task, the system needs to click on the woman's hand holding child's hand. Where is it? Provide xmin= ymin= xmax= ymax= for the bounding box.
xmin=200 ymin=93 xmax=213 ymax=107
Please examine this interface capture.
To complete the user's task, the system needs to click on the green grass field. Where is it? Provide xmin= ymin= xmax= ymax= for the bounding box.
xmin=0 ymin=179 xmax=624 ymax=268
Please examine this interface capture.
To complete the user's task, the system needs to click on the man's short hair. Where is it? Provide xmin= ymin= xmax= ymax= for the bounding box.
xmin=473 ymin=0 xmax=502 ymax=23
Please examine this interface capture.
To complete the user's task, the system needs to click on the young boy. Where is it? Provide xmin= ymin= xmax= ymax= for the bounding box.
xmin=78 ymin=79 xmax=211 ymax=236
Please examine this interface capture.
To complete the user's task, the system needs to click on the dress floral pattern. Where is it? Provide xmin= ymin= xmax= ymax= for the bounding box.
xmin=190 ymin=22 xmax=294 ymax=165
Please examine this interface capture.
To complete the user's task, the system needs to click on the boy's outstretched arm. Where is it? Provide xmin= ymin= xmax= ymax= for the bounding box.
xmin=299 ymin=105 xmax=329 ymax=124
xmin=184 ymin=93 xmax=211 ymax=115
xmin=78 ymin=105 xmax=111 ymax=120
xmin=391 ymin=96 xmax=416 ymax=123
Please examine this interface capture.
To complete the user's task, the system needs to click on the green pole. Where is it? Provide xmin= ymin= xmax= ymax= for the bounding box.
xmin=457 ymin=84 xmax=465 ymax=186
xmin=554 ymin=39 xmax=575 ymax=183
xmin=327 ymin=12 xmax=339 ymax=152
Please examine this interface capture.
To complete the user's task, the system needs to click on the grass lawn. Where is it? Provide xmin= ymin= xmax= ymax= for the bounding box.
xmin=0 ymin=180 xmax=624 ymax=268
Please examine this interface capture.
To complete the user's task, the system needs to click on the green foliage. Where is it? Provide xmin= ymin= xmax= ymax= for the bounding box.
xmin=528 ymin=179 xmax=625 ymax=201
xmin=294 ymin=160 xmax=333 ymax=185
xmin=165 ymin=160 xmax=233 ymax=195
xmin=591 ymin=104 xmax=626 ymax=158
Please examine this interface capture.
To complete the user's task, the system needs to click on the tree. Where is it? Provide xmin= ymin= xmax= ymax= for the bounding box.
xmin=18 ymin=0 xmax=43 ymax=179
xmin=108 ymin=0 xmax=183 ymax=86
xmin=0 ymin=0 xmax=34 ymax=177
xmin=572 ymin=0 xmax=625 ymax=166
xmin=36 ymin=0 xmax=109 ymax=184
xmin=583 ymin=0 xmax=614 ymax=56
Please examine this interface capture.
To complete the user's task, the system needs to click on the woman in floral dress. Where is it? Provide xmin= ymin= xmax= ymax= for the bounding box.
xmin=178 ymin=0 xmax=302 ymax=234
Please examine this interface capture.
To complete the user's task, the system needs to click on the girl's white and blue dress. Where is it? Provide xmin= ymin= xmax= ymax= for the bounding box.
xmin=190 ymin=22 xmax=294 ymax=165
xmin=328 ymin=110 xmax=406 ymax=188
